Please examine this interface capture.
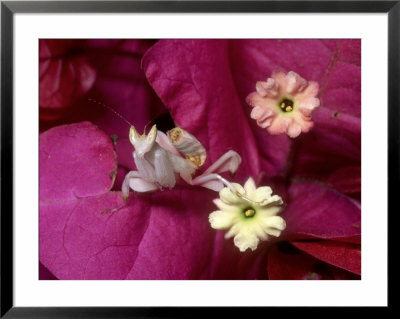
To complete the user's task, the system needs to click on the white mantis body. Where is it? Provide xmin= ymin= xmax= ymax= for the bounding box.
xmin=122 ymin=124 xmax=244 ymax=199
xmin=87 ymin=98 xmax=261 ymax=205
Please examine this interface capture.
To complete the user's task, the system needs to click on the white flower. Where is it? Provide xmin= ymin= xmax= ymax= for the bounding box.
xmin=208 ymin=177 xmax=286 ymax=252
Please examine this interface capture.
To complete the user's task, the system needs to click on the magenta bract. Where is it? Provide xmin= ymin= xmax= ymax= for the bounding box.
xmin=40 ymin=39 xmax=361 ymax=280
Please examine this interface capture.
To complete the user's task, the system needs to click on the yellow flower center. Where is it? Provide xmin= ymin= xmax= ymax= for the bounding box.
xmin=279 ymin=98 xmax=294 ymax=113
xmin=244 ymin=208 xmax=256 ymax=218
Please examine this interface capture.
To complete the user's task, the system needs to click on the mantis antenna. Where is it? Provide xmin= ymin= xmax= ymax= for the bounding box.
xmin=143 ymin=118 xmax=155 ymax=135
xmin=87 ymin=98 xmax=166 ymax=135
xmin=87 ymin=98 xmax=134 ymax=128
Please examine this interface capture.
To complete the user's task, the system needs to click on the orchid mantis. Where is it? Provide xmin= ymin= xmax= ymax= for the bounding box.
xmin=122 ymin=125 xmax=243 ymax=199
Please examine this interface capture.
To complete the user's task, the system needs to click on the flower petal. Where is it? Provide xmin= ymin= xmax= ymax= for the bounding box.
xmin=39 ymin=40 xmax=167 ymax=193
xmin=219 ymin=183 xmax=245 ymax=204
xmin=287 ymin=122 xmax=302 ymax=138
xmin=234 ymin=231 xmax=260 ymax=252
xmin=207 ymin=231 xmax=268 ymax=279
xmin=39 ymin=40 xmax=96 ymax=119
xmin=142 ymin=40 xmax=262 ymax=179
xmin=258 ymin=205 xmax=282 ymax=217
xmin=326 ymin=166 xmax=361 ymax=195
xmin=282 ymin=181 xmax=361 ymax=239
xmin=230 ymin=39 xmax=360 ymax=189
xmin=125 ymin=189 xmax=217 ymax=279
xmin=267 ymin=244 xmax=360 ymax=280
xmin=260 ymin=215 xmax=286 ymax=231
xmin=39 ymin=123 xmax=151 ymax=279
xmin=40 ymin=123 xmax=223 ymax=279
xmin=213 ymin=199 xmax=237 ymax=213
xmin=285 ymin=71 xmax=307 ymax=94
xmin=209 ymin=210 xmax=238 ymax=229
xmin=254 ymin=186 xmax=273 ymax=200
xmin=267 ymin=245 xmax=318 ymax=280
xmin=243 ymin=177 xmax=257 ymax=195
xmin=39 ymin=122 xmax=117 ymax=202
xmin=292 ymin=240 xmax=361 ymax=275
xmin=40 ymin=192 xmax=150 ymax=279
xmin=255 ymin=78 xmax=279 ymax=97
xmin=250 ymin=105 xmax=274 ymax=125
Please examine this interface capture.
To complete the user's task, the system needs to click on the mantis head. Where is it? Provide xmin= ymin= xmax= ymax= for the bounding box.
xmin=129 ymin=124 xmax=157 ymax=158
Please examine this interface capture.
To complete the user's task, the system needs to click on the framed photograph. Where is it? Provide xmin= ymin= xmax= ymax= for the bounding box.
xmin=1 ymin=0 xmax=394 ymax=316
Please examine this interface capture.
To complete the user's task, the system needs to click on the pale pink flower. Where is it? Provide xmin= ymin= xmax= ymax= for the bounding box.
xmin=246 ymin=71 xmax=320 ymax=138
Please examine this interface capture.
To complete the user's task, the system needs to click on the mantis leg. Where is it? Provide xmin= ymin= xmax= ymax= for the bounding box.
xmin=189 ymin=150 xmax=242 ymax=191
xmin=203 ymin=150 xmax=241 ymax=175
xmin=190 ymin=172 xmax=264 ymax=206
xmin=155 ymin=131 xmax=181 ymax=156
xmin=122 ymin=170 xmax=158 ymax=199
xmin=190 ymin=173 xmax=235 ymax=192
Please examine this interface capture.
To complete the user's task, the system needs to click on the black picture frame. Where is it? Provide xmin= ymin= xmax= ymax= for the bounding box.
xmin=1 ymin=1 xmax=395 ymax=317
